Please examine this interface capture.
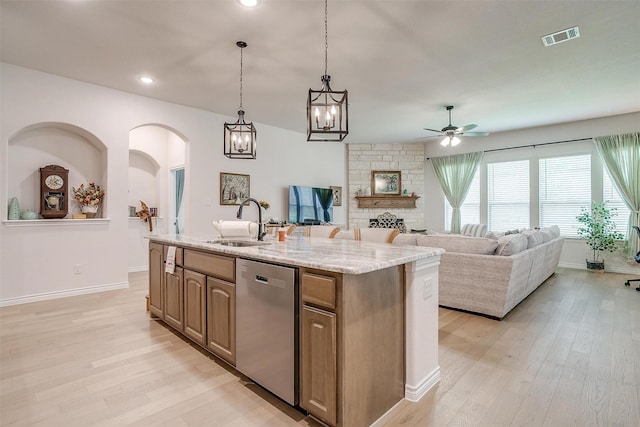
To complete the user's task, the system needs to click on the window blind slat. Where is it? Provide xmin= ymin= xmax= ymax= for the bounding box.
xmin=488 ymin=160 xmax=530 ymax=231
xmin=539 ymin=154 xmax=591 ymax=237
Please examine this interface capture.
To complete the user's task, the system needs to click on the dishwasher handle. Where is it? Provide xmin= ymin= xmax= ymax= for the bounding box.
xmin=255 ymin=275 xmax=269 ymax=284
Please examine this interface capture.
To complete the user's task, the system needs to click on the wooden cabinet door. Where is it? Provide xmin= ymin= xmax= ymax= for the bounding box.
xmin=164 ymin=266 xmax=184 ymax=331
xmin=184 ymin=269 xmax=207 ymax=346
xmin=148 ymin=242 xmax=164 ymax=319
xmin=206 ymin=277 xmax=236 ymax=365
xmin=301 ymin=305 xmax=337 ymax=426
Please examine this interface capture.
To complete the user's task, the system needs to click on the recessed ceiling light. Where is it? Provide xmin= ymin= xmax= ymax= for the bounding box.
xmin=138 ymin=76 xmax=154 ymax=84
xmin=238 ymin=0 xmax=259 ymax=8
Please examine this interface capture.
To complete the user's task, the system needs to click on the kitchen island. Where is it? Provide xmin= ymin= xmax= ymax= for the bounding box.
xmin=147 ymin=234 xmax=443 ymax=427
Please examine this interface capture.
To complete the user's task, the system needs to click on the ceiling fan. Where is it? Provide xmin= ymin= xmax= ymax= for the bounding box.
xmin=422 ymin=105 xmax=489 ymax=146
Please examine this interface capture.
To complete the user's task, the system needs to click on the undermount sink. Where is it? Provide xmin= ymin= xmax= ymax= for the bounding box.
xmin=216 ymin=240 xmax=272 ymax=247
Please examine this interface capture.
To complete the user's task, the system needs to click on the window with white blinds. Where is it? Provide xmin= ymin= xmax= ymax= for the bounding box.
xmin=488 ymin=160 xmax=529 ymax=231
xmin=444 ymin=169 xmax=480 ymax=231
xmin=539 ymin=154 xmax=591 ymax=237
xmin=603 ymin=170 xmax=630 ymax=234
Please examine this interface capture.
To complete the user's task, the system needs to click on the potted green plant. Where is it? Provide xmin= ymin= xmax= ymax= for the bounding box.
xmin=576 ymin=202 xmax=624 ymax=270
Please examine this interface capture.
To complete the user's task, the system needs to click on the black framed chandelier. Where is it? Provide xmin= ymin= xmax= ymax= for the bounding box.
xmin=306 ymin=0 xmax=348 ymax=142
xmin=224 ymin=41 xmax=257 ymax=159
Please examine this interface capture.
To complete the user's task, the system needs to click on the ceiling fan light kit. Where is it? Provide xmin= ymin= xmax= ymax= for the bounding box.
xmin=306 ymin=0 xmax=349 ymax=142
xmin=441 ymin=136 xmax=461 ymax=147
xmin=224 ymin=41 xmax=257 ymax=159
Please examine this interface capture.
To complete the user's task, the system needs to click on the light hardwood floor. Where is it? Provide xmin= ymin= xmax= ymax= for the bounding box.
xmin=1 ymin=268 xmax=639 ymax=426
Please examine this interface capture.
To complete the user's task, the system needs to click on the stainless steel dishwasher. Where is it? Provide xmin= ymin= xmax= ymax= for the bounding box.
xmin=236 ymin=258 xmax=298 ymax=405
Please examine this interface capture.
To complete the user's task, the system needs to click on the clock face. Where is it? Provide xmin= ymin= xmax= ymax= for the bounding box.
xmin=45 ymin=174 xmax=64 ymax=190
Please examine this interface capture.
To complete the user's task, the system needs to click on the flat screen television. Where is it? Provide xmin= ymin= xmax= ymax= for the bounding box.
xmin=288 ymin=185 xmax=334 ymax=225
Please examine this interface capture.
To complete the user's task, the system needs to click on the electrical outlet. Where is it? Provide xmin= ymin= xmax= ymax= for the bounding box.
xmin=73 ymin=264 xmax=82 ymax=275
xmin=423 ymin=277 xmax=433 ymax=300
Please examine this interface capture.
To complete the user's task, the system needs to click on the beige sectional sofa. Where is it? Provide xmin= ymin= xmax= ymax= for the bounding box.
xmin=392 ymin=226 xmax=564 ymax=319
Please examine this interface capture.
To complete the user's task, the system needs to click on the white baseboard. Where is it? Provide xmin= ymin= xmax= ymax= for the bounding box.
xmin=404 ymin=366 xmax=441 ymax=402
xmin=0 ymin=282 xmax=129 ymax=307
xmin=558 ymin=262 xmax=640 ymax=275
xmin=128 ymin=265 xmax=148 ymax=273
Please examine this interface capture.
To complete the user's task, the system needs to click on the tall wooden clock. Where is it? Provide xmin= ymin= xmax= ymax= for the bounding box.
xmin=39 ymin=165 xmax=69 ymax=219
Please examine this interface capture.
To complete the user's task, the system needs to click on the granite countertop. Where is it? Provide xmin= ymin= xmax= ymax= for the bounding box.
xmin=148 ymin=234 xmax=444 ymax=274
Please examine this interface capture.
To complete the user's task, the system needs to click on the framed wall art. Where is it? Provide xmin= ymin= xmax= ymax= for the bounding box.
xmin=371 ymin=170 xmax=401 ymax=196
xmin=330 ymin=185 xmax=342 ymax=206
xmin=220 ymin=172 xmax=250 ymax=205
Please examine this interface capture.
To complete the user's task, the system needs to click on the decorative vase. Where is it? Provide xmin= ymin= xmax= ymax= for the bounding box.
xmin=82 ymin=204 xmax=99 ymax=218
xmin=8 ymin=197 xmax=20 ymax=220
xmin=21 ymin=209 xmax=37 ymax=220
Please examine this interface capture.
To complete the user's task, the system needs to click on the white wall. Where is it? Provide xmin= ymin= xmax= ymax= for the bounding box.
xmin=423 ymin=112 xmax=640 ymax=274
xmin=0 ymin=63 xmax=346 ymax=305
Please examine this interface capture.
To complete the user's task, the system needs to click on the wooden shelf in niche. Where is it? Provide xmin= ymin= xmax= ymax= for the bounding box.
xmin=355 ymin=196 xmax=419 ymax=209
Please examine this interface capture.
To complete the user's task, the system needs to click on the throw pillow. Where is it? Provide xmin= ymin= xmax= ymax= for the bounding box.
xmin=495 ymin=233 xmax=528 ymax=256
xmin=539 ymin=228 xmax=554 ymax=242
xmin=461 ymin=223 xmax=488 ymax=237
xmin=522 ymin=230 xmax=545 ymax=248
xmin=543 ymin=225 xmax=561 ymax=238
xmin=485 ymin=231 xmax=505 ymax=240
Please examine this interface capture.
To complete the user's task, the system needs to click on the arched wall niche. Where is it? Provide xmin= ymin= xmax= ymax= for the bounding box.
xmin=128 ymin=149 xmax=160 ymax=211
xmin=7 ymin=121 xmax=108 ymax=218
xmin=127 ymin=123 xmax=188 ymax=271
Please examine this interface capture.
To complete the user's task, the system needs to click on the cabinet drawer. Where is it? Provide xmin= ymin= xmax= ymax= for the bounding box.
xmin=163 ymin=245 xmax=183 ymax=266
xmin=183 ymin=250 xmax=235 ymax=282
xmin=302 ymin=272 xmax=336 ymax=311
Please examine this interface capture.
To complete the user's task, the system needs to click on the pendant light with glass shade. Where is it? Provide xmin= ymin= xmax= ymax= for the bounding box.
xmin=224 ymin=41 xmax=257 ymax=159
xmin=307 ymin=0 xmax=348 ymax=142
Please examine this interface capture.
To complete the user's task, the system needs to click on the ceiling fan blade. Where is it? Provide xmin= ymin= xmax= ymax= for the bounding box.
xmin=458 ymin=124 xmax=478 ymax=132
xmin=462 ymin=131 xmax=490 ymax=136
xmin=415 ymin=135 xmax=442 ymax=140
xmin=422 ymin=128 xmax=443 ymax=134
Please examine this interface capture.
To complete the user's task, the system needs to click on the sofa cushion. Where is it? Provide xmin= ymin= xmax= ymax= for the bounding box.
xmin=522 ymin=230 xmax=545 ymax=248
xmin=416 ymin=234 xmax=498 ymax=255
xmin=495 ymin=233 xmax=529 ymax=256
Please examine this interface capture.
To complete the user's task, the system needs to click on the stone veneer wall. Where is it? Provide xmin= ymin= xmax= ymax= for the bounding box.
xmin=347 ymin=143 xmax=425 ymax=231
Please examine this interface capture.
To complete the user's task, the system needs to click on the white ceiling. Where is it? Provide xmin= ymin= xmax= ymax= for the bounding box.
xmin=1 ymin=0 xmax=639 ymax=144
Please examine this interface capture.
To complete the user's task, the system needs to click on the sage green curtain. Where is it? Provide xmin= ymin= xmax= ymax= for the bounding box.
xmin=430 ymin=151 xmax=484 ymax=234
xmin=314 ymin=188 xmax=334 ymax=222
xmin=175 ymin=168 xmax=185 ymax=234
xmin=594 ymin=132 xmax=640 ymax=257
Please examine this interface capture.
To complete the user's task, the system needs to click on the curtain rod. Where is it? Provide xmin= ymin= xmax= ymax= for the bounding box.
xmin=483 ymin=137 xmax=593 ymax=154
xmin=426 ymin=137 xmax=593 ymax=159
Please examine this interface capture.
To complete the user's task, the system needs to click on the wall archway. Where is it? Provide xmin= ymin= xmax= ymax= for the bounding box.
xmin=127 ymin=124 xmax=188 ymax=271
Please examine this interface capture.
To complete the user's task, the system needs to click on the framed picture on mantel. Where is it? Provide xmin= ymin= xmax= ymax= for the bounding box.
xmin=371 ymin=170 xmax=401 ymax=196
xmin=220 ymin=172 xmax=250 ymax=205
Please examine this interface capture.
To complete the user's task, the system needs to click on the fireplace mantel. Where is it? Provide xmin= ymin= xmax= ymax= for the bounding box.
xmin=355 ymin=196 xmax=419 ymax=209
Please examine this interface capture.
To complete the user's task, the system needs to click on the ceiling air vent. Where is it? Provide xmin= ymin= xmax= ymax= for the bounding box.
xmin=541 ymin=26 xmax=580 ymax=47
